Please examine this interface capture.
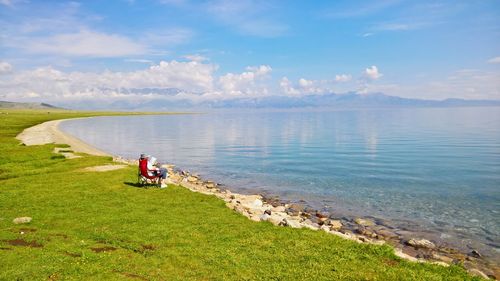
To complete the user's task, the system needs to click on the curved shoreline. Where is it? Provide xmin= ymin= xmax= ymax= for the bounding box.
xmin=16 ymin=118 xmax=110 ymax=156
xmin=16 ymin=117 xmax=498 ymax=279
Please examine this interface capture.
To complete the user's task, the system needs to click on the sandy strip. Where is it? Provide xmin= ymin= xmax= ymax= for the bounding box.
xmin=16 ymin=119 xmax=110 ymax=156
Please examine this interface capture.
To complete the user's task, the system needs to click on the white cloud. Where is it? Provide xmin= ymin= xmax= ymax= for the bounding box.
xmin=370 ymin=21 xmax=432 ymax=32
xmin=0 ymin=61 xmax=279 ymax=104
xmin=218 ymin=65 xmax=272 ymax=95
xmin=0 ymin=0 xmax=25 ymax=7
xmin=18 ymin=30 xmax=146 ymax=57
xmin=125 ymin=59 xmax=153 ymax=64
xmin=367 ymin=69 xmax=500 ymax=100
xmin=0 ymin=61 xmax=13 ymax=74
xmin=298 ymin=78 xmax=313 ymax=87
xmin=1 ymin=3 xmax=192 ymax=59
xmin=142 ymin=28 xmax=193 ymax=47
xmin=183 ymin=54 xmax=208 ymax=62
xmin=335 ymin=74 xmax=352 ymax=82
xmin=365 ymin=66 xmax=383 ymax=80
xmin=324 ymin=0 xmax=401 ymax=19
xmin=2 ymin=61 xmax=498 ymax=108
xmin=488 ymin=56 xmax=500 ymax=64
xmin=204 ymin=0 xmax=288 ymax=37
xmin=280 ymin=77 xmax=327 ymax=96
xmin=0 ymin=61 xmax=218 ymax=104
xmin=279 ymin=77 xmax=299 ymax=95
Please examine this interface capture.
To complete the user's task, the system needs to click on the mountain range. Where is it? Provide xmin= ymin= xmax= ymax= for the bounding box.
xmin=3 ymin=91 xmax=500 ymax=110
xmin=72 ymin=91 xmax=500 ymax=110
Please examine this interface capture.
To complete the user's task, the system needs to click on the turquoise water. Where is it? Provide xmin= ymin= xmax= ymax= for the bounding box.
xmin=61 ymin=107 xmax=500 ymax=259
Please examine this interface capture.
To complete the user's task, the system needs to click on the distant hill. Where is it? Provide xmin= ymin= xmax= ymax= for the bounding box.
xmin=0 ymin=101 xmax=62 ymax=109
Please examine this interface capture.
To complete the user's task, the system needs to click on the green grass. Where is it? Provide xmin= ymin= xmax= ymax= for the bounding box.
xmin=0 ymin=109 xmax=479 ymax=280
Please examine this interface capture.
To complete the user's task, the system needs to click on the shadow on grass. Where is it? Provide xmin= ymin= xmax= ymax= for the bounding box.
xmin=123 ymin=182 xmax=160 ymax=189
xmin=124 ymin=182 xmax=145 ymax=188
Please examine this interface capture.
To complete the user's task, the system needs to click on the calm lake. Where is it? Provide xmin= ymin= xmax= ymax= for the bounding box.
xmin=60 ymin=107 xmax=500 ymax=260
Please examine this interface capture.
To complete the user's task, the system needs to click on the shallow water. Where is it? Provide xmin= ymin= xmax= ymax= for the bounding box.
xmin=60 ymin=107 xmax=500 ymax=260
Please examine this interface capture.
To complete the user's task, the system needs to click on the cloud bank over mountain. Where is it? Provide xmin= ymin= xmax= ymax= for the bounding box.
xmin=0 ymin=59 xmax=498 ymax=110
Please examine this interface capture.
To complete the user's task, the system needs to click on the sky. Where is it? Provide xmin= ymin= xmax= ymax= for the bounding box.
xmin=0 ymin=0 xmax=499 ymax=108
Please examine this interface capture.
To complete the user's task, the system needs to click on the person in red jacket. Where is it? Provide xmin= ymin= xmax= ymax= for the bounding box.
xmin=140 ymin=153 xmax=168 ymax=188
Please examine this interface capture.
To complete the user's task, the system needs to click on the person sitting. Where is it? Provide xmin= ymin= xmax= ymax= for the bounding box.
xmin=140 ymin=154 xmax=168 ymax=188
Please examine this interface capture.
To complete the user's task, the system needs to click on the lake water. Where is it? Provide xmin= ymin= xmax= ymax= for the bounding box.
xmin=60 ymin=107 xmax=500 ymax=260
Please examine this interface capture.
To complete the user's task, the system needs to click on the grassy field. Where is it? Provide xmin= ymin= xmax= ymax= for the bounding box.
xmin=0 ymin=110 xmax=480 ymax=280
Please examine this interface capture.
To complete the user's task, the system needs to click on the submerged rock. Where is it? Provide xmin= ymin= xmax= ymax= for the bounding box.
xmin=470 ymin=250 xmax=482 ymax=258
xmin=354 ymin=218 xmax=375 ymax=227
xmin=407 ymin=238 xmax=436 ymax=249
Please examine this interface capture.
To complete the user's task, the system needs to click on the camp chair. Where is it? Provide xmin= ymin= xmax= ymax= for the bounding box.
xmin=138 ymin=158 xmax=161 ymax=188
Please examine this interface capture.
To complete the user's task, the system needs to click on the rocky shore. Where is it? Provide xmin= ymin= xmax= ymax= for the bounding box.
xmin=114 ymin=156 xmax=498 ymax=279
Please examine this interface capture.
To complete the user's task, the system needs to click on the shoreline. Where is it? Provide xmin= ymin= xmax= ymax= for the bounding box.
xmin=16 ymin=118 xmax=110 ymax=157
xmin=16 ymin=117 xmax=498 ymax=279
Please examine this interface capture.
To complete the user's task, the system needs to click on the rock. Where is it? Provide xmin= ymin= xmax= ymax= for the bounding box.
xmin=358 ymin=236 xmax=370 ymax=243
xmin=309 ymin=216 xmax=320 ymax=225
xmin=282 ymin=218 xmax=302 ymax=228
xmin=302 ymin=219 xmax=320 ymax=230
xmin=289 ymin=203 xmax=304 ymax=212
xmin=272 ymin=206 xmax=285 ymax=212
xmin=249 ymin=215 xmax=261 ymax=222
xmin=470 ymin=250 xmax=482 ymax=258
xmin=468 ymin=268 xmax=489 ymax=279
xmin=432 ymin=253 xmax=454 ymax=264
xmin=264 ymin=209 xmax=272 ymax=216
xmin=316 ymin=211 xmax=329 ymax=219
xmin=251 ymin=199 xmax=263 ymax=208
xmin=285 ymin=208 xmax=300 ymax=216
xmin=300 ymin=212 xmax=312 ymax=219
xmin=320 ymin=225 xmax=330 ymax=232
xmin=205 ymin=182 xmax=216 ymax=189
xmin=304 ymin=207 xmax=316 ymax=214
xmin=329 ymin=220 xmax=342 ymax=230
xmin=187 ymin=176 xmax=198 ymax=183
xmin=407 ymin=238 xmax=436 ymax=249
xmin=260 ymin=213 xmax=271 ymax=221
xmin=375 ymin=229 xmax=398 ymax=239
xmin=355 ymin=226 xmax=374 ymax=237
xmin=394 ymin=248 xmax=419 ymax=262
xmin=13 ymin=217 xmax=32 ymax=224
xmin=268 ymin=213 xmax=287 ymax=226
xmin=354 ymin=218 xmax=375 ymax=227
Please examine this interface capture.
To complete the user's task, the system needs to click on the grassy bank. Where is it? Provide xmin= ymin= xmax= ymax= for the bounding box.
xmin=0 ymin=110 xmax=479 ymax=280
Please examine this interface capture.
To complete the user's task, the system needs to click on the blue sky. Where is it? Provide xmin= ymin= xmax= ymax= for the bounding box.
xmin=0 ymin=0 xmax=499 ymax=107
